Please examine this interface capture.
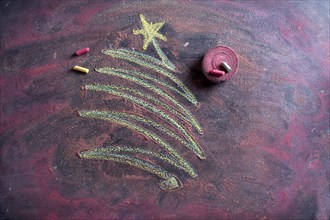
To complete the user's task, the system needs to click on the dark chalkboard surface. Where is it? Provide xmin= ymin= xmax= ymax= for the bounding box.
xmin=0 ymin=1 xmax=329 ymax=219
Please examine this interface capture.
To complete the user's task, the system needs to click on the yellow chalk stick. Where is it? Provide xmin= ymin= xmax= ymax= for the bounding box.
xmin=73 ymin=65 xmax=89 ymax=73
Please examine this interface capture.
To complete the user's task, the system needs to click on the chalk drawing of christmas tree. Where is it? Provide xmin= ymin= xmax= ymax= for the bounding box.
xmin=78 ymin=14 xmax=204 ymax=191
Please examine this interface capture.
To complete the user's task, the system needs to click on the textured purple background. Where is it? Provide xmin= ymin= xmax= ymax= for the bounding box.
xmin=0 ymin=1 xmax=329 ymax=219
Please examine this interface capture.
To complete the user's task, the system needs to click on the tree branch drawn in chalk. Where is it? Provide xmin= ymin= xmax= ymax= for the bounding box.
xmin=78 ymin=14 xmax=204 ymax=191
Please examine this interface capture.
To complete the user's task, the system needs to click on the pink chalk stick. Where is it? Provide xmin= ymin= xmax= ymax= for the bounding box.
xmin=75 ymin=47 xmax=90 ymax=56
xmin=209 ymin=69 xmax=225 ymax=77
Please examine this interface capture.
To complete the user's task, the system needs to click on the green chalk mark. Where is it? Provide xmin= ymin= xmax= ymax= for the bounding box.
xmin=84 ymin=84 xmax=205 ymax=159
xmin=97 ymin=65 xmax=196 ymax=107
xmin=78 ymin=110 xmax=198 ymax=178
xmin=79 ymin=145 xmax=182 ymax=171
xmin=95 ymin=67 xmax=203 ymax=134
xmin=152 ymin=38 xmax=176 ymax=70
xmin=82 ymin=110 xmax=204 ymax=159
xmin=98 ymin=83 xmax=191 ymax=126
xmin=118 ymin=48 xmax=175 ymax=71
xmin=102 ymin=49 xmax=197 ymax=106
xmin=78 ymin=151 xmax=182 ymax=191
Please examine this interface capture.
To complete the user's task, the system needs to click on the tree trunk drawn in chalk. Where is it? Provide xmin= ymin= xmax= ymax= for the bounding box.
xmin=78 ymin=14 xmax=204 ymax=191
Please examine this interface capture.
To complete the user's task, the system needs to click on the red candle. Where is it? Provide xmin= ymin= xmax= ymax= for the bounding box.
xmin=202 ymin=46 xmax=238 ymax=83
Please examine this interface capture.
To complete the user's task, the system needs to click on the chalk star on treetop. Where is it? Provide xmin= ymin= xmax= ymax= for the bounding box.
xmin=133 ymin=14 xmax=167 ymax=50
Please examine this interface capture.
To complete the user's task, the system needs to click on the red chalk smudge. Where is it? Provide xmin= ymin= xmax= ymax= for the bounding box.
xmin=0 ymin=102 xmax=69 ymax=133
xmin=308 ymin=159 xmax=321 ymax=170
xmin=24 ymin=63 xmax=59 ymax=78
xmin=260 ymin=146 xmax=290 ymax=161
xmin=72 ymin=5 xmax=108 ymax=26
xmin=283 ymin=134 xmax=293 ymax=147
